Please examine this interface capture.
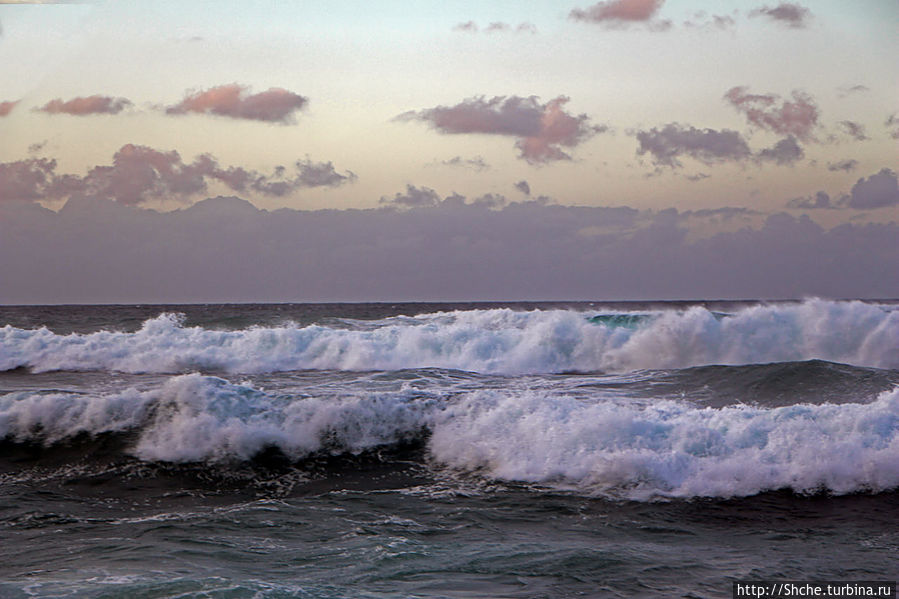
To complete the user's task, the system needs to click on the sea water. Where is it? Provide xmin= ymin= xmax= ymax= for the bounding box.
xmin=1 ymin=300 xmax=897 ymax=598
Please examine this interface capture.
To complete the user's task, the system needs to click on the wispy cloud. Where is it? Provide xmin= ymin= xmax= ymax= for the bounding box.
xmin=452 ymin=21 xmax=537 ymax=34
xmin=441 ymin=156 xmax=490 ymax=171
xmin=827 ymin=159 xmax=858 ymax=173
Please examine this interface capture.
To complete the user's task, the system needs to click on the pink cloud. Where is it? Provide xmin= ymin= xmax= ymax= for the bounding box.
xmin=37 ymin=95 xmax=131 ymax=116
xmin=570 ymin=0 xmax=664 ymax=23
xmin=0 ymin=100 xmax=20 ymax=117
xmin=725 ymin=86 xmax=819 ymax=141
xmin=0 ymin=145 xmax=355 ymax=205
xmin=166 ymin=84 xmax=308 ymax=123
xmin=749 ymin=3 xmax=812 ymax=28
xmin=397 ymin=95 xmax=605 ymax=164
xmin=0 ymin=158 xmax=58 ymax=201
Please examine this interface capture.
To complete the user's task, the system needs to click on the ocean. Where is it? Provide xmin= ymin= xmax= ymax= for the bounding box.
xmin=0 ymin=300 xmax=897 ymax=598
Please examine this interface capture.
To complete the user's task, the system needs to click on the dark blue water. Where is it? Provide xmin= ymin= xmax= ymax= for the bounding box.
xmin=1 ymin=301 xmax=898 ymax=598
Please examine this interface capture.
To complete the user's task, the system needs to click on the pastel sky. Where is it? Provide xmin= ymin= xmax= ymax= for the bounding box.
xmin=0 ymin=0 xmax=897 ymax=302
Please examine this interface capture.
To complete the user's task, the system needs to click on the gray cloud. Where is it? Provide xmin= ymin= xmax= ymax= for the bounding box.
xmin=397 ymin=95 xmax=606 ymax=164
xmin=756 ymin=136 xmax=803 ymax=165
xmin=514 ymin=180 xmax=531 ymax=195
xmin=837 ymin=84 xmax=869 ymax=98
xmin=846 ymin=168 xmax=899 ymax=210
xmin=380 ymin=184 xmax=442 ymax=208
xmin=683 ymin=11 xmax=736 ymax=30
xmin=166 ymin=84 xmax=308 ymax=123
xmin=886 ymin=114 xmax=899 ymax=140
xmin=787 ymin=191 xmax=834 ymax=210
xmin=0 ymin=145 xmax=355 ymax=205
xmin=838 ymin=120 xmax=868 ymax=141
xmin=827 ymin=159 xmax=858 ymax=173
xmin=785 ymin=168 xmax=899 ymax=210
xmin=2 ymin=194 xmax=895 ymax=303
xmin=441 ymin=156 xmax=489 ymax=171
xmin=749 ymin=3 xmax=811 ymax=28
xmin=634 ymin=124 xmax=751 ymax=167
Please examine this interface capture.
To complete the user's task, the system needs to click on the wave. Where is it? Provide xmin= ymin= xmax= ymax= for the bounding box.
xmin=2 ymin=374 xmax=898 ymax=500
xmin=1 ymin=299 xmax=896 ymax=375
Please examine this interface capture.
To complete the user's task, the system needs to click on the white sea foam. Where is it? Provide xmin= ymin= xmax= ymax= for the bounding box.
xmin=1 ymin=374 xmax=897 ymax=499
xmin=2 ymin=300 xmax=896 ymax=375
xmin=430 ymin=387 xmax=899 ymax=499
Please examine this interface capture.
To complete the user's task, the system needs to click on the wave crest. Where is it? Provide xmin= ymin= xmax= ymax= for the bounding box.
xmin=2 ymin=300 xmax=897 ymax=375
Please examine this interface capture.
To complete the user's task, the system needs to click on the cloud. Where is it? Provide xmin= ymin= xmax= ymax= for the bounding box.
xmin=755 ymin=136 xmax=803 ymax=165
xmin=397 ymin=95 xmax=605 ymax=164
xmin=846 ymin=168 xmax=899 ymax=210
xmin=569 ymin=0 xmax=668 ymax=29
xmin=453 ymin=21 xmax=478 ymax=32
xmin=3 ymin=195 xmax=896 ymax=303
xmin=380 ymin=184 xmax=441 ymax=208
xmin=37 ymin=95 xmax=132 ymax=116
xmin=0 ymin=158 xmax=59 ymax=202
xmin=749 ymin=3 xmax=811 ymax=28
xmin=786 ymin=168 xmax=899 ymax=210
xmin=514 ymin=180 xmax=531 ymax=195
xmin=0 ymin=100 xmax=19 ymax=117
xmin=787 ymin=191 xmax=834 ymax=210
xmin=0 ymin=145 xmax=355 ymax=205
xmin=838 ymin=120 xmax=868 ymax=141
xmin=471 ymin=193 xmax=507 ymax=209
xmin=452 ymin=21 xmax=537 ymax=34
xmin=166 ymin=84 xmax=308 ymax=123
xmin=827 ymin=159 xmax=858 ymax=173
xmin=441 ymin=156 xmax=489 ymax=171
xmin=28 ymin=140 xmax=47 ymax=154
xmin=837 ymin=84 xmax=869 ymax=98
xmin=634 ymin=124 xmax=751 ymax=167
xmin=886 ymin=114 xmax=899 ymax=140
xmin=724 ymin=86 xmax=819 ymax=141
xmin=683 ymin=13 xmax=736 ymax=30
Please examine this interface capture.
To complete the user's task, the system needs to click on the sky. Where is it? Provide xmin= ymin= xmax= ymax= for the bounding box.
xmin=0 ymin=0 xmax=897 ymax=303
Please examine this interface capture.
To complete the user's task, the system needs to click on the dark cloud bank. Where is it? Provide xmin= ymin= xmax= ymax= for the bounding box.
xmin=1 ymin=193 xmax=896 ymax=304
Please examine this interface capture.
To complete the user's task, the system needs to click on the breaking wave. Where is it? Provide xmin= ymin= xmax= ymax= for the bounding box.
xmin=2 ymin=374 xmax=897 ymax=500
xmin=1 ymin=299 xmax=896 ymax=375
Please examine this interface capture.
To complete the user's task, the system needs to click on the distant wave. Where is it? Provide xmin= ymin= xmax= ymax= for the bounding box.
xmin=1 ymin=374 xmax=898 ymax=500
xmin=1 ymin=299 xmax=896 ymax=375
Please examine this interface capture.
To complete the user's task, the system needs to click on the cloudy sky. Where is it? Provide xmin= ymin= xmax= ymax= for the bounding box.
xmin=0 ymin=0 xmax=896 ymax=303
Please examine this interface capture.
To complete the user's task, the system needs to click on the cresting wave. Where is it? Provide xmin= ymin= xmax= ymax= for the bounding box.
xmin=2 ymin=374 xmax=898 ymax=500
xmin=1 ymin=299 xmax=897 ymax=374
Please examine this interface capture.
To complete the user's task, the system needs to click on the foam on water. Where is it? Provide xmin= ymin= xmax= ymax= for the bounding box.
xmin=1 ymin=299 xmax=896 ymax=375
xmin=1 ymin=374 xmax=897 ymax=500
